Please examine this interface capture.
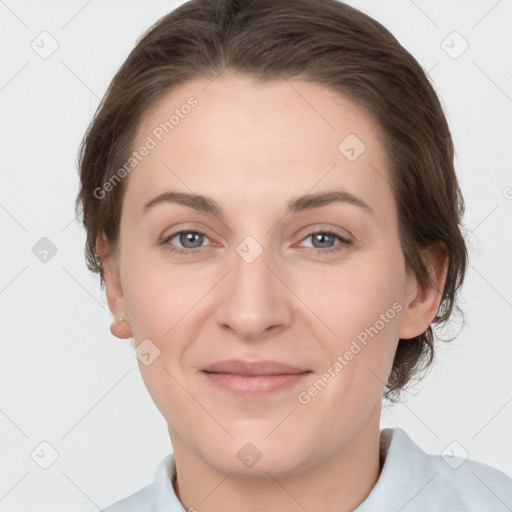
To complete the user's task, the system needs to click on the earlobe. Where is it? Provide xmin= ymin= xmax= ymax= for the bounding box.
xmin=96 ymin=232 xmax=132 ymax=339
xmin=110 ymin=317 xmax=133 ymax=339
xmin=398 ymin=242 xmax=449 ymax=340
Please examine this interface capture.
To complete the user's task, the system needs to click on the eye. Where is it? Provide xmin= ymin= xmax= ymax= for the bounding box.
xmin=161 ymin=228 xmax=352 ymax=256
xmin=298 ymin=229 xmax=352 ymax=254
xmin=162 ymin=230 xmax=212 ymax=254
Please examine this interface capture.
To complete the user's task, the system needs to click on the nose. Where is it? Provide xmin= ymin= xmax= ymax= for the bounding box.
xmin=215 ymin=241 xmax=293 ymax=341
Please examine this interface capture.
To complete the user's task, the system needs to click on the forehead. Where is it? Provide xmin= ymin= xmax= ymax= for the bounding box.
xmin=125 ymin=73 xmax=393 ymax=217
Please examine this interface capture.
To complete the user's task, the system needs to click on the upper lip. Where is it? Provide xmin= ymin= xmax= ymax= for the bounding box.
xmin=202 ymin=359 xmax=311 ymax=376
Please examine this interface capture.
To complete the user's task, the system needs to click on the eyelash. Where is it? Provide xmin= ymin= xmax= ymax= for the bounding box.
xmin=161 ymin=228 xmax=352 ymax=255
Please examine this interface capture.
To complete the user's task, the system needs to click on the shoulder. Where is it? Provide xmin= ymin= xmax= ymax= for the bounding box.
xmin=99 ymin=453 xmax=180 ymax=512
xmin=423 ymin=441 xmax=512 ymax=510
xmin=433 ymin=447 xmax=511 ymax=494
xmin=392 ymin=428 xmax=512 ymax=510
xmin=99 ymin=482 xmax=154 ymax=512
xmin=357 ymin=428 xmax=512 ymax=512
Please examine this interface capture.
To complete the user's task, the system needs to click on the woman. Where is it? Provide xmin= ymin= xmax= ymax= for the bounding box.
xmin=75 ymin=0 xmax=512 ymax=510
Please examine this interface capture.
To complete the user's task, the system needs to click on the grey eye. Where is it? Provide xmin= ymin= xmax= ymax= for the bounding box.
xmin=176 ymin=231 xmax=204 ymax=249
xmin=310 ymin=232 xmax=337 ymax=249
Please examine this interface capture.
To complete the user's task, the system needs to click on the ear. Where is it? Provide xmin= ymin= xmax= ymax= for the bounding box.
xmin=96 ymin=231 xmax=132 ymax=339
xmin=399 ymin=241 xmax=448 ymax=340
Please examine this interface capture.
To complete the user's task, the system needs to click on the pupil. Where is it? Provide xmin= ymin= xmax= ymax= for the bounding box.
xmin=314 ymin=233 xmax=333 ymax=248
xmin=182 ymin=232 xmax=203 ymax=248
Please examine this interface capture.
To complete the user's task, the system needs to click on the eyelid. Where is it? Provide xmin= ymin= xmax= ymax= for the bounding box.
xmin=161 ymin=228 xmax=215 ymax=254
xmin=301 ymin=229 xmax=351 ymax=243
xmin=294 ymin=221 xmax=352 ymax=242
xmin=294 ymin=227 xmax=353 ymax=253
xmin=160 ymin=222 xmax=214 ymax=242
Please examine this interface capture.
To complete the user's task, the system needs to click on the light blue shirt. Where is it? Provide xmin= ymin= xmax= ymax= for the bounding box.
xmin=100 ymin=427 xmax=512 ymax=511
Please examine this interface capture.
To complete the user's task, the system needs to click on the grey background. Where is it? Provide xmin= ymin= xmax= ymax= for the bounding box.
xmin=0 ymin=0 xmax=511 ymax=510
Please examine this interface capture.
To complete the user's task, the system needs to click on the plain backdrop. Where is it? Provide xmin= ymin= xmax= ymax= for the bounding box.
xmin=0 ymin=0 xmax=511 ymax=510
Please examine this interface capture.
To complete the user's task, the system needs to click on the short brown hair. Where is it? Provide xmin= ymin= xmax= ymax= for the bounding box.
xmin=75 ymin=0 xmax=468 ymax=401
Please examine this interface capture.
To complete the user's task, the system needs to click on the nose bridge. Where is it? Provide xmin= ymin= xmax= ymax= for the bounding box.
xmin=216 ymin=235 xmax=291 ymax=339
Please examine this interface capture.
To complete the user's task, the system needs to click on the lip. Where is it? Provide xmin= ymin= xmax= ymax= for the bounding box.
xmin=201 ymin=359 xmax=312 ymax=398
xmin=202 ymin=359 xmax=310 ymax=375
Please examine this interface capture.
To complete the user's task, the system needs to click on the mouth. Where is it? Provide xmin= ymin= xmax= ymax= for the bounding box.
xmin=201 ymin=359 xmax=312 ymax=398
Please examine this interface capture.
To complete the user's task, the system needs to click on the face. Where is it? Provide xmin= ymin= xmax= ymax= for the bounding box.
xmin=103 ymin=73 xmax=435 ymax=478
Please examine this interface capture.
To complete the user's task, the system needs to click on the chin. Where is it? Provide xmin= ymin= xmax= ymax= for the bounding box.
xmin=197 ymin=434 xmax=310 ymax=479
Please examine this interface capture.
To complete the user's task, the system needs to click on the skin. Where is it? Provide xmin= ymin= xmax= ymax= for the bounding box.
xmin=98 ymin=72 xmax=448 ymax=512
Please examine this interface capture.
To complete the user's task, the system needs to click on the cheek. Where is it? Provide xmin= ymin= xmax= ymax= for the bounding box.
xmin=123 ymin=277 xmax=170 ymax=341
xmin=120 ymin=245 xmax=212 ymax=337
xmin=292 ymin=254 xmax=405 ymax=397
xmin=294 ymin=255 xmax=404 ymax=338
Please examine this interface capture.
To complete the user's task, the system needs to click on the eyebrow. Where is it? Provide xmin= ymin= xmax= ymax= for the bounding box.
xmin=142 ymin=188 xmax=374 ymax=216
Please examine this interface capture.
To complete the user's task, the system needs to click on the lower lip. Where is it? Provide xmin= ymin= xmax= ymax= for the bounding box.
xmin=201 ymin=371 xmax=311 ymax=398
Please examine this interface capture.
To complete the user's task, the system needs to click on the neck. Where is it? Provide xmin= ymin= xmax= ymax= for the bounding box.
xmin=170 ymin=408 xmax=383 ymax=512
